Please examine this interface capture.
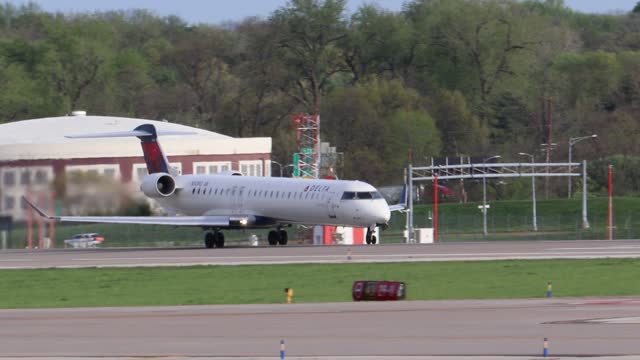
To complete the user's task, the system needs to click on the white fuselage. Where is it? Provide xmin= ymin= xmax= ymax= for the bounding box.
xmin=154 ymin=175 xmax=391 ymax=228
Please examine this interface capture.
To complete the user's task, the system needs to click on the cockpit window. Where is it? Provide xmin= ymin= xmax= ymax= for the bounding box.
xmin=356 ymin=192 xmax=373 ymax=199
xmin=341 ymin=191 xmax=382 ymax=200
xmin=341 ymin=191 xmax=356 ymax=200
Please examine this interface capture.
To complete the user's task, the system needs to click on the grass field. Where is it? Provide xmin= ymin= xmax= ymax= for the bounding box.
xmin=1 ymin=258 xmax=640 ymax=309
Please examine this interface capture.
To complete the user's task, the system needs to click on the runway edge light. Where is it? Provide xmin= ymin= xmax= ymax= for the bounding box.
xmin=280 ymin=339 xmax=285 ymax=359
xmin=546 ymin=282 xmax=553 ymax=298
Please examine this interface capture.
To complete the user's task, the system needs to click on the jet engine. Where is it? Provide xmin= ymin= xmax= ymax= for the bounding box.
xmin=140 ymin=173 xmax=176 ymax=198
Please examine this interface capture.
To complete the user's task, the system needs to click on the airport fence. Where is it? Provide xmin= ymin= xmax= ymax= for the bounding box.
xmin=384 ymin=213 xmax=640 ymax=242
xmin=4 ymin=212 xmax=638 ymax=249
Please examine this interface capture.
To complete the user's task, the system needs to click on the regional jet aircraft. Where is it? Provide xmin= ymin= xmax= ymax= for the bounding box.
xmin=25 ymin=124 xmax=402 ymax=248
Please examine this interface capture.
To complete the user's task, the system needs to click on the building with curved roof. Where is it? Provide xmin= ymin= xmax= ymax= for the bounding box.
xmin=0 ymin=112 xmax=272 ymax=221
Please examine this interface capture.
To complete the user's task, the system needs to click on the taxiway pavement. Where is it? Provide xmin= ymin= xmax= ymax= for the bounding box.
xmin=2 ymin=240 xmax=640 ymax=269
xmin=1 ymin=298 xmax=640 ymax=357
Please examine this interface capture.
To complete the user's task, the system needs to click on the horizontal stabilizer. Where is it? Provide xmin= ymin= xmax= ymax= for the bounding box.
xmin=66 ymin=129 xmax=196 ymax=139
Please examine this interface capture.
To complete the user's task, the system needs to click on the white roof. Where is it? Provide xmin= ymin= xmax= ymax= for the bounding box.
xmin=0 ymin=114 xmax=271 ymax=161
xmin=0 ymin=115 xmax=231 ymax=144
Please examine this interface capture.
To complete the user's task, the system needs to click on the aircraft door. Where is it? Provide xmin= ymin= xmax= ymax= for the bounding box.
xmin=233 ymin=186 xmax=245 ymax=214
xmin=327 ymin=192 xmax=338 ymax=219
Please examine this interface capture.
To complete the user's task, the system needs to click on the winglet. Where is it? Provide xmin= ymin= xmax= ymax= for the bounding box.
xmin=22 ymin=196 xmax=56 ymax=220
xmin=389 ymin=184 xmax=407 ymax=212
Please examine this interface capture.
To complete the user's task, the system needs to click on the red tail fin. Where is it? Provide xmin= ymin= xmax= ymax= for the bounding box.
xmin=134 ymin=124 xmax=171 ymax=174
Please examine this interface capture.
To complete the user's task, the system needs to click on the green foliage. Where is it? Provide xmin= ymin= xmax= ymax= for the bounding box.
xmin=0 ymin=1 xmax=638 ymax=194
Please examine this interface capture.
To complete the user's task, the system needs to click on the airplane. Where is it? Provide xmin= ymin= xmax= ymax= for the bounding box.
xmin=25 ymin=124 xmax=404 ymax=248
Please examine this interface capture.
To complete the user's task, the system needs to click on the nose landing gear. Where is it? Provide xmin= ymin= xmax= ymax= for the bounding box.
xmin=365 ymin=227 xmax=377 ymax=245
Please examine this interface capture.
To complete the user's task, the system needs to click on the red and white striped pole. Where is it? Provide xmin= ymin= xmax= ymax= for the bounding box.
xmin=434 ymin=175 xmax=438 ymax=242
xmin=608 ymin=164 xmax=613 ymax=241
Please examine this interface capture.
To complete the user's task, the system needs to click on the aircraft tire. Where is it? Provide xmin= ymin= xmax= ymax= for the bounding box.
xmin=370 ymin=235 xmax=377 ymax=245
xmin=205 ymin=232 xmax=215 ymax=248
xmin=268 ymin=230 xmax=279 ymax=246
xmin=278 ymin=230 xmax=288 ymax=245
xmin=214 ymin=232 xmax=225 ymax=248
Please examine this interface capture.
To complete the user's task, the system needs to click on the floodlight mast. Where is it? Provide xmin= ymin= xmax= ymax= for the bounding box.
xmin=518 ymin=152 xmax=537 ymax=232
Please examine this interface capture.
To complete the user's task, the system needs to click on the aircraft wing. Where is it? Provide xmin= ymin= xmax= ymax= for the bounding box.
xmin=23 ymin=196 xmax=229 ymax=227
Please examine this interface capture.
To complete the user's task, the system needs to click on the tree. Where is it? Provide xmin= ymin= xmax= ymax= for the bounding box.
xmin=343 ymin=5 xmax=421 ymax=84
xmin=270 ymin=0 xmax=348 ymax=110
xmin=323 ymin=78 xmax=439 ymax=184
xmin=161 ymin=26 xmax=235 ymax=130
xmin=429 ymin=90 xmax=487 ymax=156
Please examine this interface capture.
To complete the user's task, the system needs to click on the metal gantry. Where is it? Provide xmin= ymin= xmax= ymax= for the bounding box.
xmin=405 ymin=159 xmax=590 ymax=242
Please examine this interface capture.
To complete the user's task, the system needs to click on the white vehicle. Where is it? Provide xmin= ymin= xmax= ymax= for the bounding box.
xmin=25 ymin=124 xmax=403 ymax=248
xmin=64 ymin=233 xmax=105 ymax=248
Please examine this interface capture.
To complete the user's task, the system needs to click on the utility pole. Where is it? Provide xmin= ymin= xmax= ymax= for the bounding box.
xmin=482 ymin=155 xmax=501 ymax=236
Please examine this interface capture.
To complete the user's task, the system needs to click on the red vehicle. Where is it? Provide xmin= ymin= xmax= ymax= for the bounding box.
xmin=352 ymin=281 xmax=406 ymax=301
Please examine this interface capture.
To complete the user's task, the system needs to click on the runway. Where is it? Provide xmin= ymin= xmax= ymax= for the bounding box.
xmin=1 ymin=298 xmax=640 ymax=357
xmin=2 ymin=239 xmax=640 ymax=269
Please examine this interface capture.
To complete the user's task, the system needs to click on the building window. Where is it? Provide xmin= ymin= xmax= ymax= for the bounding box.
xmin=209 ymin=165 xmax=218 ymax=174
xmin=4 ymin=172 xmax=15 ymax=186
xmin=137 ymin=167 xmax=148 ymax=181
xmin=103 ymin=168 xmax=116 ymax=179
xmin=4 ymin=196 xmax=15 ymax=210
xmin=20 ymin=171 xmax=31 ymax=185
xmin=35 ymin=170 xmax=48 ymax=184
xmin=196 ymin=166 xmax=206 ymax=174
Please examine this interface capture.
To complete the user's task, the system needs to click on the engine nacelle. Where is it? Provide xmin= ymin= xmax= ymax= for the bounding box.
xmin=140 ymin=173 xmax=176 ymax=198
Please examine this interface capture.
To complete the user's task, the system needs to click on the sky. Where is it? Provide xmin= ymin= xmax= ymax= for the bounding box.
xmin=5 ymin=0 xmax=639 ymax=24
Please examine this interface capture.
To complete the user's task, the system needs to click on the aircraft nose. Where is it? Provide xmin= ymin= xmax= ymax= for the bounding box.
xmin=375 ymin=201 xmax=391 ymax=224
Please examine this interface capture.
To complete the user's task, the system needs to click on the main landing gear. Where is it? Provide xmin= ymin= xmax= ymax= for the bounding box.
xmin=267 ymin=228 xmax=288 ymax=246
xmin=365 ymin=227 xmax=377 ymax=245
xmin=204 ymin=231 xmax=225 ymax=248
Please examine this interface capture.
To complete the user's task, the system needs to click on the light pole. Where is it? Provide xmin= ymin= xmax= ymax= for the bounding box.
xmin=518 ymin=152 xmax=538 ymax=232
xmin=568 ymin=134 xmax=597 ymax=198
xmin=271 ymin=160 xmax=284 ymax=177
xmin=482 ymin=155 xmax=501 ymax=236
xmin=272 ymin=161 xmax=295 ymax=177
